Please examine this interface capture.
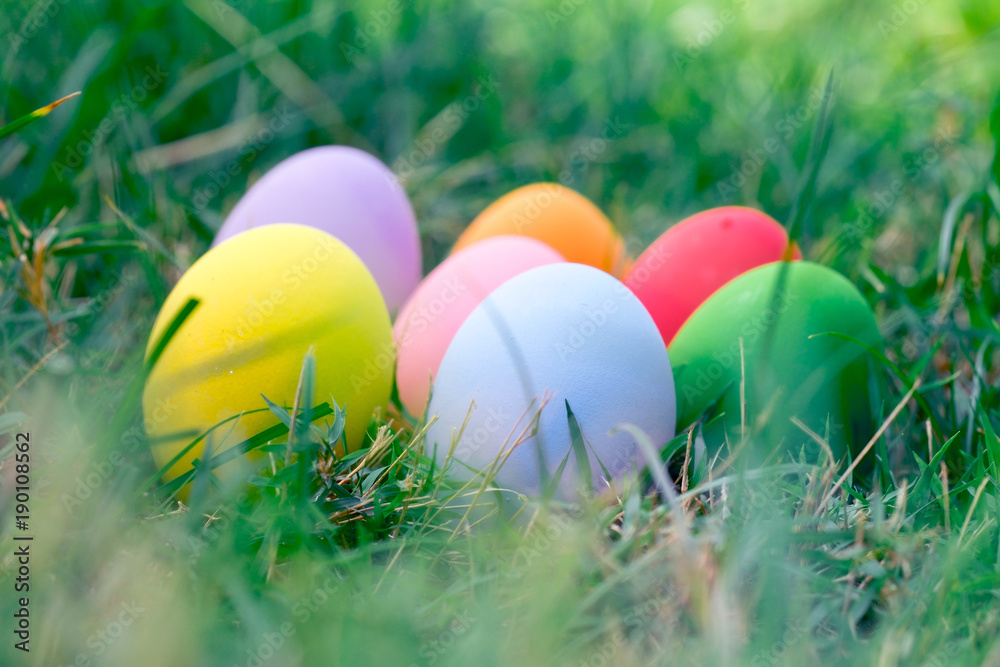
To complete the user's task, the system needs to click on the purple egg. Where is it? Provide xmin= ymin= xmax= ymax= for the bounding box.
xmin=213 ymin=146 xmax=422 ymax=314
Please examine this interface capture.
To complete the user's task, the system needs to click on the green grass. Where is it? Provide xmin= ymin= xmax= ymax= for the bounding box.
xmin=4 ymin=0 xmax=1000 ymax=664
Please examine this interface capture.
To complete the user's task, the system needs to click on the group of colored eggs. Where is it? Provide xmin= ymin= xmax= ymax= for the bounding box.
xmin=143 ymin=146 xmax=882 ymax=501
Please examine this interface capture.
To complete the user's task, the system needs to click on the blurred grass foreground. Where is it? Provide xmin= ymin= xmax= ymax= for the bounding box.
xmin=4 ymin=0 xmax=1000 ymax=665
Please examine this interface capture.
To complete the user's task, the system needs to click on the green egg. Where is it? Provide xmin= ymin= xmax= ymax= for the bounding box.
xmin=668 ymin=261 xmax=882 ymax=464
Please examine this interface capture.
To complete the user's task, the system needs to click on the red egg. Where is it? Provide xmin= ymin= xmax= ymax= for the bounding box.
xmin=624 ymin=206 xmax=801 ymax=345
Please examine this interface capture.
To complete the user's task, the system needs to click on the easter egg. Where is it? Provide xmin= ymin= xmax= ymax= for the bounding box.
xmin=668 ymin=261 xmax=881 ymax=464
xmin=424 ymin=263 xmax=676 ymax=501
xmin=144 ymin=224 xmax=394 ymax=485
xmin=452 ymin=183 xmax=628 ymax=277
xmin=393 ymin=236 xmax=566 ymax=417
xmin=213 ymin=146 xmax=421 ymax=314
xmin=625 ymin=206 xmax=800 ymax=345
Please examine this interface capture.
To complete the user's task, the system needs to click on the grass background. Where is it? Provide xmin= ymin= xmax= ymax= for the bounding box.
xmin=3 ymin=0 xmax=1000 ymax=665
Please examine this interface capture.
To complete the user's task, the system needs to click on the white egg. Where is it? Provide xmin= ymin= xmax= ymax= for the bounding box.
xmin=425 ymin=263 xmax=676 ymax=501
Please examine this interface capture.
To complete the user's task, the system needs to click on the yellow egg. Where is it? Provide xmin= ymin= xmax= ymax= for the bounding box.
xmin=143 ymin=223 xmax=394 ymax=486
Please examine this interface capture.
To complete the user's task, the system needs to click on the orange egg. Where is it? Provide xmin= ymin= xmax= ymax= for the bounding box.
xmin=452 ymin=183 xmax=628 ymax=277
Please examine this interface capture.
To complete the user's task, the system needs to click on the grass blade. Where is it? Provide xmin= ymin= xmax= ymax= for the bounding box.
xmin=155 ymin=401 xmax=334 ymax=502
xmin=810 ymin=330 xmax=945 ymax=438
xmin=990 ymin=88 xmax=1000 ymax=188
xmin=0 ymin=92 xmax=80 ymax=140
xmin=565 ymin=401 xmax=593 ymax=497
xmin=936 ymin=191 xmax=974 ymax=288
xmin=910 ymin=432 xmax=961 ymax=504
xmin=783 ymin=70 xmax=836 ymax=256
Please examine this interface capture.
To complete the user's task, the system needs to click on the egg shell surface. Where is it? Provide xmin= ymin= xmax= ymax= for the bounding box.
xmin=393 ymin=236 xmax=566 ymax=416
xmin=452 ymin=183 xmax=628 ymax=277
xmin=425 ymin=263 xmax=676 ymax=501
xmin=625 ymin=206 xmax=800 ymax=345
xmin=668 ymin=261 xmax=881 ymax=464
xmin=213 ymin=145 xmax=421 ymax=314
xmin=144 ymin=223 xmax=394 ymax=484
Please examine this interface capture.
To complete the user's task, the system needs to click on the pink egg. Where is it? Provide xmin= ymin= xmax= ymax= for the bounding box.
xmin=393 ymin=236 xmax=566 ymax=416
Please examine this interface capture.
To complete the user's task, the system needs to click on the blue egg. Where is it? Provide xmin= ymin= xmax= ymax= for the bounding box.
xmin=425 ymin=263 xmax=676 ymax=501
